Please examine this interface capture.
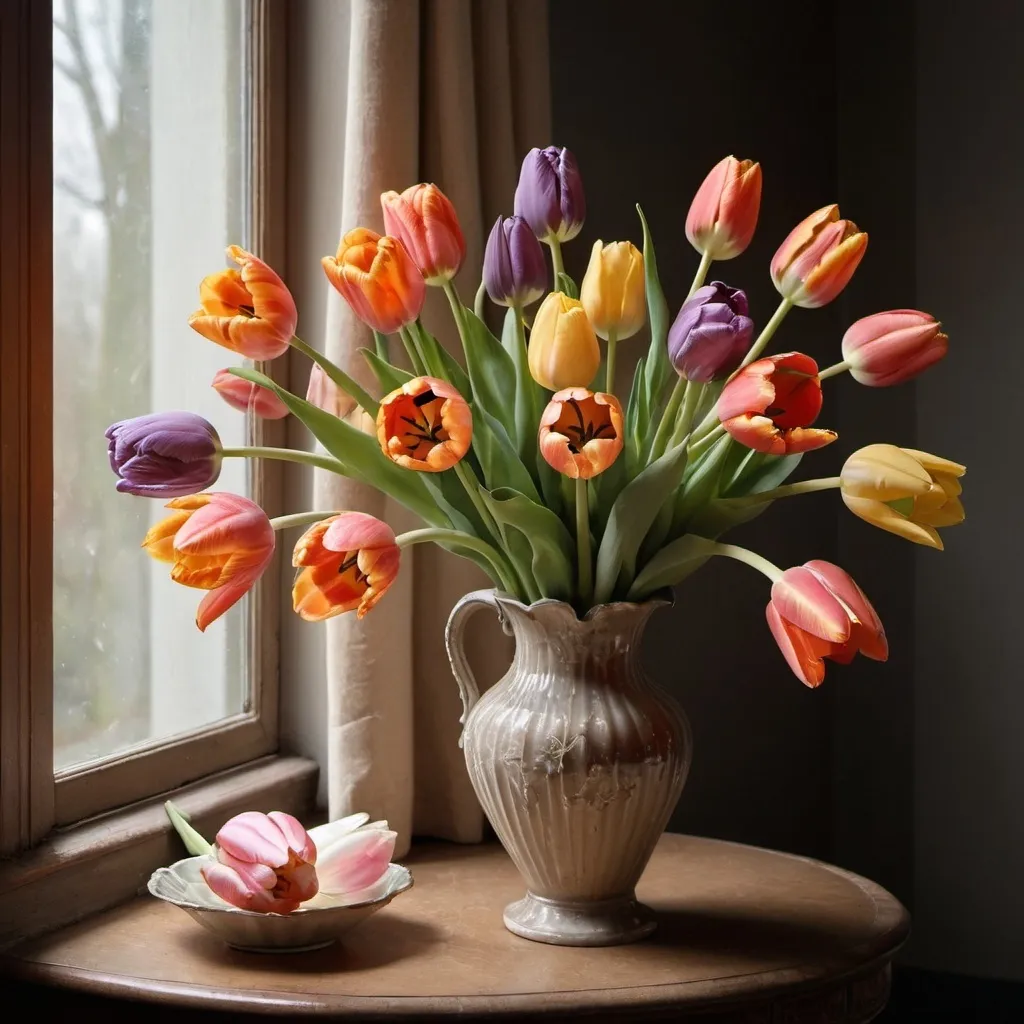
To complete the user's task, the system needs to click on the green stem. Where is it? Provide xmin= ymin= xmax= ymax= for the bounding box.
xmin=740 ymin=297 xmax=793 ymax=368
xmin=706 ymin=540 xmax=785 ymax=582
xmin=686 ymin=423 xmax=727 ymax=459
xmin=649 ymin=377 xmax=687 ymax=463
xmin=398 ymin=325 xmax=427 ymax=376
xmin=547 ymin=237 xmax=565 ymax=290
xmin=818 ymin=360 xmax=851 ymax=381
xmin=290 ymin=335 xmax=379 ymax=417
xmin=604 ymin=331 xmax=618 ymax=394
xmin=668 ymin=379 xmax=703 ymax=448
xmin=221 ymin=446 xmax=346 ymax=475
xmin=687 ymin=250 xmax=714 ymax=299
xmin=575 ymin=477 xmax=593 ymax=607
xmin=395 ymin=527 xmax=518 ymax=594
xmin=443 ymin=280 xmax=469 ymax=342
xmin=269 ymin=511 xmax=339 ymax=532
xmin=722 ymin=476 xmax=842 ymax=506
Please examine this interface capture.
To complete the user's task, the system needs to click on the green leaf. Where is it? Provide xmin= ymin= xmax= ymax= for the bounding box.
xmin=460 ymin=308 xmax=517 ymax=441
xmin=627 ymin=534 xmax=713 ymax=600
xmin=291 ymin=337 xmax=379 ymax=417
xmin=473 ymin=407 xmax=541 ymax=502
xmin=481 ymin=487 xmax=576 ymax=602
xmin=593 ymin=440 xmax=690 ymax=605
xmin=373 ymin=330 xmax=391 ymax=362
xmin=501 ymin=307 xmax=545 ymax=469
xmin=229 ymin=367 xmax=447 ymax=527
xmin=556 ymin=272 xmax=579 ymax=300
xmin=411 ymin=321 xmax=471 ymax=397
xmin=361 ymin=348 xmax=413 ymax=394
xmin=741 ymin=453 xmax=804 ymax=495
xmin=670 ymin=432 xmax=733 ymax=536
xmin=625 ymin=355 xmax=649 ymax=478
xmin=638 ymin=205 xmax=672 ymax=415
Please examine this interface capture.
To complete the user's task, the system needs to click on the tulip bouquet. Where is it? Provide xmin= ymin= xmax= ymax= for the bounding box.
xmin=107 ymin=148 xmax=965 ymax=687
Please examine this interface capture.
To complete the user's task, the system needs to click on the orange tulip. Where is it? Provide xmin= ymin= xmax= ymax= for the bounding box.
xmin=211 ymin=368 xmax=289 ymax=419
xmin=770 ymin=205 xmax=867 ymax=308
xmin=717 ymin=352 xmax=837 ymax=455
xmin=188 ymin=246 xmax=297 ymax=360
xmin=767 ymin=560 xmax=888 ymax=688
xmin=685 ymin=156 xmax=762 ymax=260
xmin=292 ymin=513 xmax=400 ymax=621
xmin=381 ymin=183 xmax=466 ymax=284
xmin=539 ymin=388 xmax=624 ymax=479
xmin=322 ymin=228 xmax=426 ymax=334
xmin=142 ymin=492 xmax=275 ymax=631
xmin=376 ymin=376 xmax=472 ymax=472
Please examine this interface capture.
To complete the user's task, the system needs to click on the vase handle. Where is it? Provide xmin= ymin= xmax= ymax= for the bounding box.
xmin=445 ymin=589 xmax=506 ymax=748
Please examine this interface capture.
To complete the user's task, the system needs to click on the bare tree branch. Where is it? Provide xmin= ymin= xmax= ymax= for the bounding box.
xmin=55 ymin=175 xmax=107 ymax=212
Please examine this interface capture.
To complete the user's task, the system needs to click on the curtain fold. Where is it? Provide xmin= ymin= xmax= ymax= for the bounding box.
xmin=317 ymin=0 xmax=551 ymax=856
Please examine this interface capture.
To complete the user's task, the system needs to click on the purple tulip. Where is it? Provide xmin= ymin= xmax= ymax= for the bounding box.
xmin=667 ymin=281 xmax=755 ymax=382
xmin=482 ymin=215 xmax=548 ymax=307
xmin=106 ymin=412 xmax=222 ymax=497
xmin=513 ymin=146 xmax=586 ymax=243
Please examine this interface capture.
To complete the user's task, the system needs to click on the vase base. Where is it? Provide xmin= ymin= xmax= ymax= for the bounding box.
xmin=503 ymin=892 xmax=656 ymax=946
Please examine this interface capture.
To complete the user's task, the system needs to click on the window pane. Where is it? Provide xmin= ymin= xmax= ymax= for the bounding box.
xmin=53 ymin=0 xmax=253 ymax=770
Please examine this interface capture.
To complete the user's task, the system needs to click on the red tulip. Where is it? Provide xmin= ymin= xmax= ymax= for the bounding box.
xmin=842 ymin=310 xmax=949 ymax=387
xmin=767 ymin=560 xmax=888 ymax=688
xmin=717 ymin=352 xmax=837 ymax=455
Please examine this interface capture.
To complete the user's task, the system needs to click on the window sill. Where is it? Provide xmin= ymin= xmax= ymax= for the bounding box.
xmin=0 ymin=754 xmax=317 ymax=949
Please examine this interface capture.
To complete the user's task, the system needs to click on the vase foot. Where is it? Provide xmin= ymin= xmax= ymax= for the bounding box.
xmin=503 ymin=892 xmax=656 ymax=946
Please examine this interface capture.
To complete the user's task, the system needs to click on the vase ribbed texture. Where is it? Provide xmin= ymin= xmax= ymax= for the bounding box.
xmin=457 ymin=595 xmax=691 ymax=904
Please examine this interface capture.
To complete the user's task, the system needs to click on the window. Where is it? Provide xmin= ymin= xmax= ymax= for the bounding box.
xmin=0 ymin=0 xmax=284 ymax=848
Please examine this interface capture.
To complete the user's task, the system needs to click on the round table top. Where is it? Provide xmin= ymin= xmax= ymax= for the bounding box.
xmin=5 ymin=834 xmax=909 ymax=1022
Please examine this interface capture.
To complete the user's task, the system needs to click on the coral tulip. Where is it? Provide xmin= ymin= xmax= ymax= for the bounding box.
xmin=322 ymin=228 xmax=425 ymax=334
xmin=667 ymin=281 xmax=754 ymax=382
xmin=842 ymin=310 xmax=949 ymax=387
xmin=381 ymin=183 xmax=466 ymax=284
xmin=771 ymin=205 xmax=867 ymax=308
xmin=106 ymin=412 xmax=222 ymax=498
xmin=211 ymin=369 xmax=289 ymax=419
xmin=840 ymin=444 xmax=965 ymax=549
xmin=514 ymin=146 xmax=586 ymax=243
xmin=142 ymin=492 xmax=275 ymax=631
xmin=188 ymin=245 xmax=297 ymax=360
xmin=539 ymin=388 xmax=624 ymax=479
xmin=201 ymin=811 xmax=318 ymax=914
xmin=685 ymin=155 xmax=762 ymax=260
xmin=579 ymin=240 xmax=646 ymax=341
xmin=482 ymin=215 xmax=547 ymax=307
xmin=767 ymin=560 xmax=888 ymax=688
xmin=292 ymin=512 xmax=400 ymax=621
xmin=376 ymin=376 xmax=473 ymax=472
xmin=718 ymin=352 xmax=837 ymax=454
xmin=528 ymin=291 xmax=601 ymax=391
xmin=305 ymin=363 xmax=353 ymax=419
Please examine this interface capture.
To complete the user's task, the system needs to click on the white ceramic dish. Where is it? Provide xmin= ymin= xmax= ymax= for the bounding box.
xmin=147 ymin=857 xmax=413 ymax=952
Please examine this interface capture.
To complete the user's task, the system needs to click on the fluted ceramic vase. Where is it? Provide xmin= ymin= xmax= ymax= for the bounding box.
xmin=445 ymin=590 xmax=692 ymax=946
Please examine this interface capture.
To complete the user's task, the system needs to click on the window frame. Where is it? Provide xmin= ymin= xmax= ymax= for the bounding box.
xmin=1 ymin=0 xmax=290 ymax=848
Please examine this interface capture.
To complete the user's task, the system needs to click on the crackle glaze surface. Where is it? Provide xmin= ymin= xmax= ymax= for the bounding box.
xmin=446 ymin=591 xmax=692 ymax=944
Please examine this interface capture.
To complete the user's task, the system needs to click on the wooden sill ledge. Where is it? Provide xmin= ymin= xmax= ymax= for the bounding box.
xmin=0 ymin=834 xmax=910 ymax=1023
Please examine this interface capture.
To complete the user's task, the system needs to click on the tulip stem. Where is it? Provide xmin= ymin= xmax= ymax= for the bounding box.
xmin=269 ymin=511 xmax=341 ymax=531
xmin=819 ymin=360 xmax=851 ymax=380
xmin=687 ymin=250 xmax=714 ymax=299
xmin=705 ymin=541 xmax=784 ymax=583
xmin=668 ymin=380 xmax=703 ymax=449
xmin=686 ymin=423 xmax=727 ymax=459
xmin=395 ymin=528 xmax=519 ymax=594
xmin=221 ymin=446 xmax=348 ymax=475
xmin=290 ymin=335 xmax=380 ymax=417
xmin=399 ymin=326 xmax=428 ymax=376
xmin=575 ymin=477 xmax=593 ymax=607
xmin=722 ymin=476 xmax=842 ymax=506
xmin=547 ymin=237 xmax=565 ymax=290
xmin=604 ymin=331 xmax=618 ymax=394
xmin=740 ymin=297 xmax=793 ymax=369
xmin=649 ymin=377 xmax=687 ymax=463
xmin=443 ymin=280 xmax=470 ymax=341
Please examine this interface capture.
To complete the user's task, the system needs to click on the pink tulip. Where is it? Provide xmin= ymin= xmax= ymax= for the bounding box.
xmin=766 ymin=560 xmax=888 ymax=688
xmin=685 ymin=156 xmax=762 ymax=260
xmin=307 ymin=812 xmax=398 ymax=901
xmin=211 ymin=368 xmax=289 ymax=419
xmin=771 ymin=205 xmax=867 ymax=308
xmin=841 ymin=310 xmax=948 ymax=387
xmin=305 ymin=363 xmax=354 ymax=419
xmin=201 ymin=811 xmax=319 ymax=914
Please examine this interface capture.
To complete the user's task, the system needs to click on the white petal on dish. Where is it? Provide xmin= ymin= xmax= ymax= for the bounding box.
xmin=308 ymin=812 xmax=369 ymax=854
xmin=317 ymin=829 xmax=397 ymax=895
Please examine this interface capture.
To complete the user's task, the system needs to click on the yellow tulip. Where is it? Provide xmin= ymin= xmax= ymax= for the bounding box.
xmin=840 ymin=443 xmax=965 ymax=549
xmin=527 ymin=292 xmax=601 ymax=391
xmin=579 ymin=240 xmax=645 ymax=341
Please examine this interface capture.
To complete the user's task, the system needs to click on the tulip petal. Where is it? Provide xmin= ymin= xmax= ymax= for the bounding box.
xmin=902 ymin=448 xmax=966 ymax=479
xmin=766 ymin=603 xmax=829 ymax=688
xmin=804 ymin=560 xmax=887 ymax=661
xmin=268 ymin=811 xmax=317 ymax=863
xmin=323 ymin=511 xmax=397 ymax=554
xmin=201 ymin=861 xmax=261 ymax=910
xmin=307 ymin=813 xmax=370 ymax=853
xmin=841 ymin=443 xmax=933 ymax=500
xmin=772 ymin=566 xmax=851 ymax=643
xmin=722 ymin=413 xmax=787 ymax=455
xmin=216 ymin=811 xmax=291 ymax=867
xmin=781 ymin=427 xmax=838 ymax=453
xmin=797 ymin=231 xmax=868 ymax=308
xmin=316 ymin=828 xmax=397 ymax=895
xmin=842 ymin=493 xmax=944 ymax=549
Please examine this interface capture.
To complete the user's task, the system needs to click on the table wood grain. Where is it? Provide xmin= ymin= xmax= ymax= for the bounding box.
xmin=1 ymin=833 xmax=909 ymax=1022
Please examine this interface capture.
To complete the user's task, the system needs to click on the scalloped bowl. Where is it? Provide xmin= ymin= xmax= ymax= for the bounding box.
xmin=148 ymin=857 xmax=413 ymax=952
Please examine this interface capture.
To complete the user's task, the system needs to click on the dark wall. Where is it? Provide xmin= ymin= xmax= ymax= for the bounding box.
xmin=550 ymin=0 xmax=842 ymax=858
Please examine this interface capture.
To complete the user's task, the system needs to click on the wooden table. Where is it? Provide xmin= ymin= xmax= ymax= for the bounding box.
xmin=3 ymin=834 xmax=909 ymax=1022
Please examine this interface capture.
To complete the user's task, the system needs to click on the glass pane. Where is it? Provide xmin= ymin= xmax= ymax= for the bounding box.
xmin=53 ymin=0 xmax=253 ymax=770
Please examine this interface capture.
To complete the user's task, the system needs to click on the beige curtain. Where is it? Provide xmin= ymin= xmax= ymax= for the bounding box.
xmin=316 ymin=0 xmax=552 ymax=856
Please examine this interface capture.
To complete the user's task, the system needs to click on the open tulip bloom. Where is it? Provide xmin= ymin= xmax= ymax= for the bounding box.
xmin=106 ymin=148 xmax=964 ymax=688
